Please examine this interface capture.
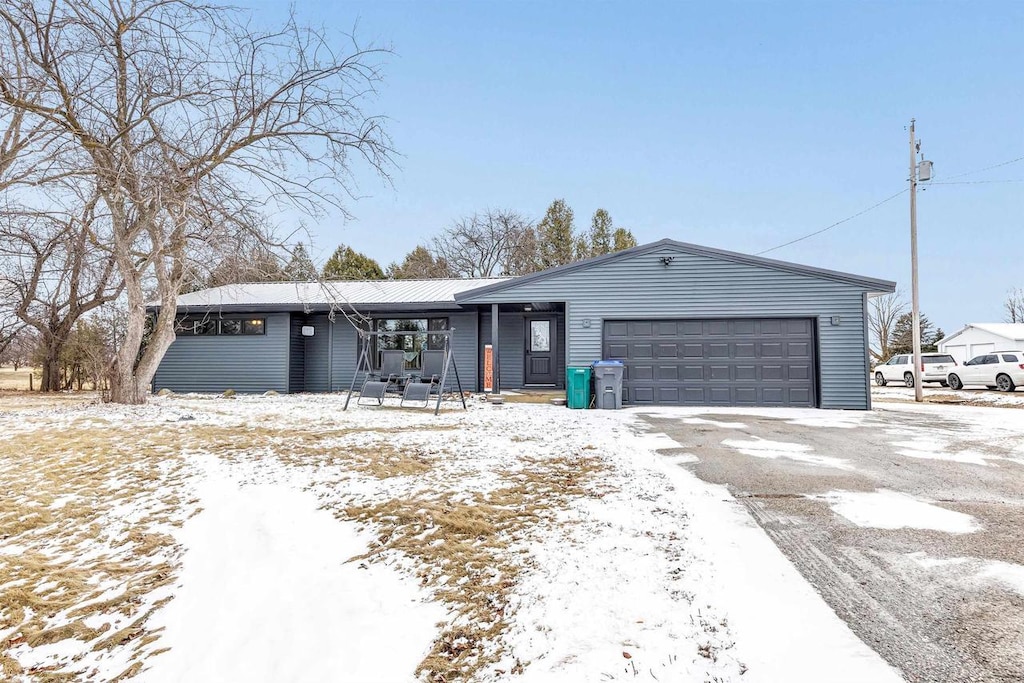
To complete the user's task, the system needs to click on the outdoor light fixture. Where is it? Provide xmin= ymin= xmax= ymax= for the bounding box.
xmin=301 ymin=326 xmax=315 ymax=336
xmin=524 ymin=305 xmax=532 ymax=312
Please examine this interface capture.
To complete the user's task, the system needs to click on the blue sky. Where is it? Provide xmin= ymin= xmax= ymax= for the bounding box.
xmin=249 ymin=1 xmax=1023 ymax=333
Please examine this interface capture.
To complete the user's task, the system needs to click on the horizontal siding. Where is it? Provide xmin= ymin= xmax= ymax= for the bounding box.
xmin=303 ymin=315 xmax=331 ymax=392
xmin=289 ymin=314 xmax=305 ymax=392
xmin=462 ymin=246 xmax=875 ymax=409
xmin=153 ymin=312 xmax=289 ymax=393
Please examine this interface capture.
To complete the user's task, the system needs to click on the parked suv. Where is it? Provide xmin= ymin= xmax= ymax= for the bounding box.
xmin=947 ymin=351 xmax=1024 ymax=392
xmin=874 ymin=353 xmax=957 ymax=387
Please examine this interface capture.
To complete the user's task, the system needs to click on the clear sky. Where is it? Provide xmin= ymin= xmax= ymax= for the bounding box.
xmin=248 ymin=1 xmax=1023 ymax=334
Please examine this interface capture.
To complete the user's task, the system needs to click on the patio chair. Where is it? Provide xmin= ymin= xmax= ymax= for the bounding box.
xmin=401 ymin=349 xmax=446 ymax=407
xmin=358 ymin=349 xmax=407 ymax=406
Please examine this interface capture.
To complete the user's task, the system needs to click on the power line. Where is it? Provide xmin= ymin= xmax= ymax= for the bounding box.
xmin=755 ymin=189 xmax=907 ymax=256
xmin=929 ymin=178 xmax=1024 ymax=185
xmin=940 ymin=154 xmax=1024 ymax=180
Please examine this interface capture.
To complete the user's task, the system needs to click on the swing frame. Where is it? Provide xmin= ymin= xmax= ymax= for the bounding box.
xmin=343 ymin=327 xmax=467 ymax=415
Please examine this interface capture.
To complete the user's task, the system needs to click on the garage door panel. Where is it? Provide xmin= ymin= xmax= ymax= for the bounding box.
xmin=632 ymin=364 xmax=654 ymax=380
xmin=604 ymin=318 xmax=816 ymax=407
xmin=709 ymin=365 xmax=731 ymax=380
xmin=605 ymin=321 xmax=629 ymax=338
xmin=656 ymin=365 xmax=678 ymax=380
xmin=606 ymin=342 xmax=629 ymax=358
xmin=656 ymin=343 xmax=679 ymax=358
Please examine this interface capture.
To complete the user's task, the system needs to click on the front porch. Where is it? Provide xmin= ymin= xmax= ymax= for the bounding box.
xmin=477 ymin=302 xmax=566 ymax=393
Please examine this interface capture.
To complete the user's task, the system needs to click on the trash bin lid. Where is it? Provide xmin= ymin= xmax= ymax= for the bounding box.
xmin=592 ymin=360 xmax=624 ymax=366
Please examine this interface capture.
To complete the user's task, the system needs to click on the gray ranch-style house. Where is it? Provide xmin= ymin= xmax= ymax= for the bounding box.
xmin=152 ymin=238 xmax=895 ymax=409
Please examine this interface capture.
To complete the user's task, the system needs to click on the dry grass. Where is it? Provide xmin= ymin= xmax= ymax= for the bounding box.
xmin=343 ymin=453 xmax=608 ymax=681
xmin=0 ymin=421 xmax=194 ymax=681
xmin=0 ymin=367 xmax=38 ymax=391
xmin=2 ymin=392 xmax=611 ymax=682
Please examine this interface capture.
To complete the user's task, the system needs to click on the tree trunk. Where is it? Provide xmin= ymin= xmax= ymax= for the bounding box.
xmin=40 ymin=341 xmax=62 ymax=392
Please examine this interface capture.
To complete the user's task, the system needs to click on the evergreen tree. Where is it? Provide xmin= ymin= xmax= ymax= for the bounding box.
xmin=386 ymin=246 xmax=454 ymax=279
xmin=536 ymin=199 xmax=576 ymax=268
xmin=612 ymin=227 xmax=638 ymax=252
xmin=589 ymin=209 xmax=613 ymax=256
xmin=889 ymin=312 xmax=943 ymax=354
xmin=283 ymin=242 xmax=318 ymax=280
xmin=321 ymin=244 xmax=384 ymax=280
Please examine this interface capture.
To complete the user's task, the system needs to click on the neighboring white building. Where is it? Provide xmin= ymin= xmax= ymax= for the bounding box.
xmin=938 ymin=323 xmax=1024 ymax=363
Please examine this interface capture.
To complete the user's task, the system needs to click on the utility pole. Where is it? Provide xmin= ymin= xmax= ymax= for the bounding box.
xmin=909 ymin=120 xmax=922 ymax=401
xmin=908 ymin=119 xmax=932 ymax=402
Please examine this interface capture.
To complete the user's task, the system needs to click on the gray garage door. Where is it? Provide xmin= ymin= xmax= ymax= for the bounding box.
xmin=603 ymin=318 xmax=817 ymax=406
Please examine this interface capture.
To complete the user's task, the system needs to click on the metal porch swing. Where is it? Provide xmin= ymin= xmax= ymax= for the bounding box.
xmin=343 ymin=328 xmax=467 ymax=416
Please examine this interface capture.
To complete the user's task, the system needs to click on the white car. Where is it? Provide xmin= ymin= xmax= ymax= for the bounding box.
xmin=874 ymin=353 xmax=957 ymax=387
xmin=947 ymin=351 xmax=1024 ymax=392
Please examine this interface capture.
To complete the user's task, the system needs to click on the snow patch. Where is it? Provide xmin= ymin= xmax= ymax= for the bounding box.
xmin=722 ymin=437 xmax=854 ymax=470
xmin=142 ymin=469 xmax=442 ymax=683
xmin=680 ymin=417 xmax=748 ymax=429
xmin=977 ymin=561 xmax=1024 ymax=595
xmin=893 ymin=439 xmax=993 ymax=466
xmin=822 ymin=490 xmax=979 ymax=534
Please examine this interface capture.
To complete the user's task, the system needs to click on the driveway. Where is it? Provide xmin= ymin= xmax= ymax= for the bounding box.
xmin=638 ymin=402 xmax=1024 ymax=683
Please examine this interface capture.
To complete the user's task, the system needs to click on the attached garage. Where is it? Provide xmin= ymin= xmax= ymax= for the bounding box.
xmin=603 ymin=318 xmax=816 ymax=406
xmin=456 ymin=238 xmax=895 ymax=410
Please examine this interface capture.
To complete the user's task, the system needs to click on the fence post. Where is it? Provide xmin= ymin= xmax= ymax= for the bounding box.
xmin=29 ymin=372 xmax=33 ymax=391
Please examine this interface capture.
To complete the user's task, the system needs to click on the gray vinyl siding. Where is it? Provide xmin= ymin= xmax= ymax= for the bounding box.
xmin=303 ymin=315 xmax=331 ymax=392
xmin=480 ymin=311 xmax=566 ymax=389
xmin=326 ymin=311 xmax=479 ymax=393
xmin=461 ymin=245 xmax=874 ymax=409
xmin=153 ymin=312 xmax=289 ymax=393
xmin=288 ymin=314 xmax=305 ymax=392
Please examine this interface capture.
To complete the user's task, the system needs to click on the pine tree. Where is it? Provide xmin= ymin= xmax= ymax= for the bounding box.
xmin=589 ymin=209 xmax=613 ymax=256
xmin=889 ymin=312 xmax=943 ymax=354
xmin=536 ymin=199 xmax=576 ymax=268
xmin=321 ymin=244 xmax=384 ymax=280
xmin=612 ymin=227 xmax=638 ymax=252
xmin=283 ymin=242 xmax=318 ymax=280
xmin=386 ymin=246 xmax=453 ymax=279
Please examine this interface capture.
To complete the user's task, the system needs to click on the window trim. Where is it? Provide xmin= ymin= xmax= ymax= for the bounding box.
xmin=174 ymin=316 xmax=267 ymax=336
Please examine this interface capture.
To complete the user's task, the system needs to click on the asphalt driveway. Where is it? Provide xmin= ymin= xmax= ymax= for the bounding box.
xmin=639 ymin=402 xmax=1024 ymax=683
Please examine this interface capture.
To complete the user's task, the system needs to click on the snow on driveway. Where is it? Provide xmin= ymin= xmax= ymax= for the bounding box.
xmin=821 ymin=489 xmax=980 ymax=533
xmin=141 ymin=464 xmax=442 ymax=683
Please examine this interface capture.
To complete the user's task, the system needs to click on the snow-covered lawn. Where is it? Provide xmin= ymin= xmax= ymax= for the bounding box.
xmin=0 ymin=393 xmax=898 ymax=682
xmin=873 ymin=384 xmax=1024 ymax=408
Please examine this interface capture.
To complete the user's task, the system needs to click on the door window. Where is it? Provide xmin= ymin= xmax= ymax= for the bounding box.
xmin=530 ymin=320 xmax=551 ymax=352
xmin=982 ymin=355 xmax=999 ymax=364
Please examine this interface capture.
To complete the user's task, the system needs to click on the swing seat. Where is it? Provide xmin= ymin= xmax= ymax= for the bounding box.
xmin=357 ymin=350 xmax=406 ymax=406
xmin=400 ymin=350 xmax=444 ymax=408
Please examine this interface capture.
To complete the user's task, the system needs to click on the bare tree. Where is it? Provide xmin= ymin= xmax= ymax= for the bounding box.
xmin=1005 ymin=288 xmax=1024 ymax=324
xmin=868 ymin=290 xmax=907 ymax=362
xmin=0 ymin=188 xmax=123 ymax=391
xmin=433 ymin=209 xmax=535 ymax=277
xmin=0 ymin=0 xmax=394 ymax=403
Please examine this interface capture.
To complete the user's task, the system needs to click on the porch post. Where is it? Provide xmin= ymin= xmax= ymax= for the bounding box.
xmin=491 ymin=303 xmax=500 ymax=395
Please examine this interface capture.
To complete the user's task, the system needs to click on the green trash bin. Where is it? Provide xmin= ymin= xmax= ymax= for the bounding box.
xmin=566 ymin=366 xmax=592 ymax=409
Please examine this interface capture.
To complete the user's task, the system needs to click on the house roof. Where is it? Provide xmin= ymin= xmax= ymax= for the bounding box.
xmin=938 ymin=323 xmax=1024 ymax=345
xmin=455 ymin=238 xmax=896 ymax=302
xmin=161 ymin=278 xmax=510 ymax=312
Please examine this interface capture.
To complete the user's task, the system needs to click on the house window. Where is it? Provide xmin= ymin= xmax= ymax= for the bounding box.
xmin=371 ymin=317 xmax=448 ymax=369
xmin=174 ymin=317 xmax=265 ymax=336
